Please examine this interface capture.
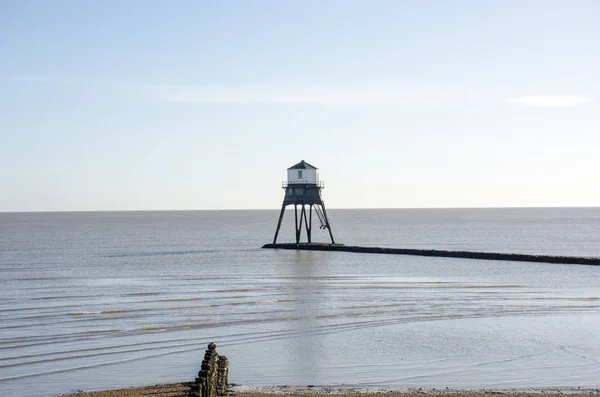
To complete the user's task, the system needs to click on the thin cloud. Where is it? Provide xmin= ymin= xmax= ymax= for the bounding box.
xmin=142 ymin=84 xmax=473 ymax=109
xmin=0 ymin=76 xmax=477 ymax=108
xmin=0 ymin=75 xmax=91 ymax=84
xmin=509 ymin=94 xmax=590 ymax=108
xmin=11 ymin=75 xmax=564 ymax=109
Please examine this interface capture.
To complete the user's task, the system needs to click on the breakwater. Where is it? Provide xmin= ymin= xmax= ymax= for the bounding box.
xmin=190 ymin=343 xmax=229 ymax=397
xmin=262 ymin=243 xmax=600 ymax=266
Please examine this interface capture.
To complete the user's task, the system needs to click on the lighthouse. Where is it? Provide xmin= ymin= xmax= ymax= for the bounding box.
xmin=271 ymin=160 xmax=335 ymax=245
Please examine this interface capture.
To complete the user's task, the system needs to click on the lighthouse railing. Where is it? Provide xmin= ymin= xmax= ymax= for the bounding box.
xmin=282 ymin=181 xmax=324 ymax=188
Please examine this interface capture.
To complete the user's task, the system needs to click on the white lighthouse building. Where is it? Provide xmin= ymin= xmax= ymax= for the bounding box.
xmin=271 ymin=160 xmax=335 ymax=245
xmin=287 ymin=160 xmax=319 ymax=184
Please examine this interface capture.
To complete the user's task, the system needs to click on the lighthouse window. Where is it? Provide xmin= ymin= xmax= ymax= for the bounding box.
xmin=297 ymin=170 xmax=303 ymax=179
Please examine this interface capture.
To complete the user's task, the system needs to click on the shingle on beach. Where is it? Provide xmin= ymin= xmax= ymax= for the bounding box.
xmin=53 ymin=383 xmax=600 ymax=397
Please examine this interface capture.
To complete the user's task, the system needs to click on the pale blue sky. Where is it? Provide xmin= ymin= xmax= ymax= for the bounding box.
xmin=1 ymin=0 xmax=599 ymax=211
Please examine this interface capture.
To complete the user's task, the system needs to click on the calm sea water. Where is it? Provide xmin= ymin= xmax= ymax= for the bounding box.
xmin=1 ymin=208 xmax=600 ymax=396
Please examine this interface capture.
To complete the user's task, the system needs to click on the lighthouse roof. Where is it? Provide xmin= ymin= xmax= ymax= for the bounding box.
xmin=287 ymin=160 xmax=318 ymax=170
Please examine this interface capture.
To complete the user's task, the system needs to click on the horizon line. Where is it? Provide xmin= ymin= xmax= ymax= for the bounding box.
xmin=2 ymin=205 xmax=599 ymax=214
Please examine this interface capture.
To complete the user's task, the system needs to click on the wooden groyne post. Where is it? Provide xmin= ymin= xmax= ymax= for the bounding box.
xmin=190 ymin=343 xmax=229 ymax=397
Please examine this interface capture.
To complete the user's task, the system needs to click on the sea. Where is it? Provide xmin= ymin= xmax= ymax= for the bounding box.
xmin=1 ymin=208 xmax=600 ymax=397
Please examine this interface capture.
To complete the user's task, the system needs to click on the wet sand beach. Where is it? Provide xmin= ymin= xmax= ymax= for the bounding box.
xmin=53 ymin=384 xmax=600 ymax=397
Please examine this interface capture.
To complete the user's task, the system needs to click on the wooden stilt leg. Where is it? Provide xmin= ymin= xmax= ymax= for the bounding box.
xmin=301 ymin=205 xmax=308 ymax=243
xmin=294 ymin=205 xmax=300 ymax=245
xmin=298 ymin=204 xmax=305 ymax=243
xmin=272 ymin=204 xmax=287 ymax=244
xmin=305 ymin=205 xmax=312 ymax=243
xmin=320 ymin=202 xmax=336 ymax=244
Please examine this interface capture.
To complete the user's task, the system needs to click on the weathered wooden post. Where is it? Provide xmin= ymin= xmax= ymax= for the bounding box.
xmin=190 ymin=343 xmax=229 ymax=397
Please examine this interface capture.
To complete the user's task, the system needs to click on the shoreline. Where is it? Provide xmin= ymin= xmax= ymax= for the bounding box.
xmin=53 ymin=383 xmax=600 ymax=397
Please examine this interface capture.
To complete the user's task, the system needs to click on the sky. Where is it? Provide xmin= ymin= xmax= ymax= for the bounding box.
xmin=1 ymin=0 xmax=600 ymax=211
